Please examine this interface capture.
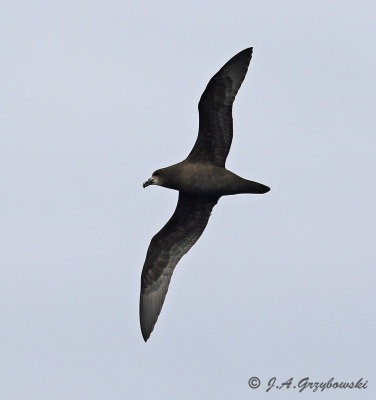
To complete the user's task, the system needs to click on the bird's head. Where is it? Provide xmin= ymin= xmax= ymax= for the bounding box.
xmin=143 ymin=169 xmax=164 ymax=188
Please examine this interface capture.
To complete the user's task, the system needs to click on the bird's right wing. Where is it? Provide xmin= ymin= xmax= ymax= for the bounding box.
xmin=140 ymin=192 xmax=218 ymax=341
xmin=186 ymin=47 xmax=253 ymax=167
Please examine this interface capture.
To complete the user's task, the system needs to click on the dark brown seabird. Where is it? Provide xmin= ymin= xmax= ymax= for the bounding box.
xmin=140 ymin=47 xmax=270 ymax=341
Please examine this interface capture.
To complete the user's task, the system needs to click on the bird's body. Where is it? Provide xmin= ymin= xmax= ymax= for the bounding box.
xmin=140 ymin=47 xmax=270 ymax=341
xmin=146 ymin=161 xmax=269 ymax=196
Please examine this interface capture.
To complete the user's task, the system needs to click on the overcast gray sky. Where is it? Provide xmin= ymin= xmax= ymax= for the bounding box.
xmin=1 ymin=1 xmax=375 ymax=399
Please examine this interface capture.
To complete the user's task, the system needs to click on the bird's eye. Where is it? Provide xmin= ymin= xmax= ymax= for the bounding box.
xmin=154 ymin=170 xmax=160 ymax=176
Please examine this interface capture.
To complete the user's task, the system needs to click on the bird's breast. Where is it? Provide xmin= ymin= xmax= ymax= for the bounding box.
xmin=176 ymin=163 xmax=232 ymax=196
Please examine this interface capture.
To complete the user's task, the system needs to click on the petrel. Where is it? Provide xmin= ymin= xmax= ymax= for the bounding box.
xmin=140 ymin=47 xmax=270 ymax=341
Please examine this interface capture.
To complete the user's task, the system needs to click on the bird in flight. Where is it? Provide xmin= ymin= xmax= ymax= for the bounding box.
xmin=140 ymin=47 xmax=270 ymax=341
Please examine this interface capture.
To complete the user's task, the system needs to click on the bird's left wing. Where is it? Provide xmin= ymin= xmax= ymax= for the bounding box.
xmin=186 ymin=47 xmax=253 ymax=167
xmin=140 ymin=192 xmax=218 ymax=341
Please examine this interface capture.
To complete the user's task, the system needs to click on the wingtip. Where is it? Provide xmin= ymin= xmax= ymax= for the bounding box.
xmin=246 ymin=47 xmax=253 ymax=59
xmin=140 ymin=319 xmax=152 ymax=342
xmin=230 ymin=47 xmax=253 ymax=65
xmin=141 ymin=325 xmax=151 ymax=342
xmin=241 ymin=47 xmax=253 ymax=56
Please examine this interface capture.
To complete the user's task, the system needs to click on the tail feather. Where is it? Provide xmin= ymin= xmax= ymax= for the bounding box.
xmin=245 ymin=180 xmax=270 ymax=194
